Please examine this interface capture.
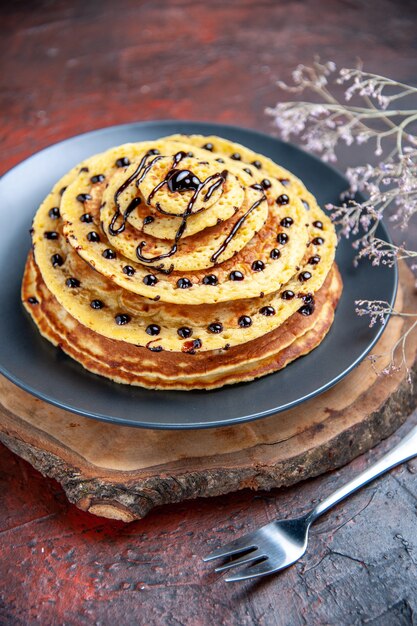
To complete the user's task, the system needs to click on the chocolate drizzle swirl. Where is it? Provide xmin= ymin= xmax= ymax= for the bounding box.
xmin=203 ymin=175 xmax=225 ymax=201
xmin=210 ymin=189 xmax=266 ymax=264
xmin=109 ymin=197 xmax=141 ymax=235
xmin=109 ymin=153 xmax=163 ymax=237
xmin=107 ymin=149 xmax=265 ymax=273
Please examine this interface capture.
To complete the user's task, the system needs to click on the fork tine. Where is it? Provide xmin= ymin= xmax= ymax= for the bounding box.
xmin=214 ymin=549 xmax=263 ymax=573
xmin=202 ymin=534 xmax=258 ymax=562
xmin=224 ymin=558 xmax=276 ymax=583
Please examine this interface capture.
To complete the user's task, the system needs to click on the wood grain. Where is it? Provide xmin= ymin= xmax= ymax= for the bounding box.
xmin=1 ymin=1 xmax=417 ymax=624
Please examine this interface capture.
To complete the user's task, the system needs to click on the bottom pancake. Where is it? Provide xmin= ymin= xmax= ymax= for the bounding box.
xmin=22 ymin=254 xmax=342 ymax=390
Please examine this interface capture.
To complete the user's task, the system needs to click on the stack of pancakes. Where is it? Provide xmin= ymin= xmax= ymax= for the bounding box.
xmin=22 ymin=134 xmax=342 ymax=389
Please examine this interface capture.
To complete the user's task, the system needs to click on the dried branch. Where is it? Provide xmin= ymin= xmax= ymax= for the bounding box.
xmin=267 ymin=61 xmax=417 ymax=380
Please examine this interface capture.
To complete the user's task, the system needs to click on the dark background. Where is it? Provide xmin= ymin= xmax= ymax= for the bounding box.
xmin=1 ymin=1 xmax=417 ymax=624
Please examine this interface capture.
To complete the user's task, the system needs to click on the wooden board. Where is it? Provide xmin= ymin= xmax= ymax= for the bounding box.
xmin=0 ymin=261 xmax=416 ymax=523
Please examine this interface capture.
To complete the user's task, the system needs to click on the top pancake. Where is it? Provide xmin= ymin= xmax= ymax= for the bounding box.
xmin=104 ymin=157 xmax=244 ymax=240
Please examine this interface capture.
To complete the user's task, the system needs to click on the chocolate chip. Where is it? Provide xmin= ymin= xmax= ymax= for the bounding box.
xmin=202 ymin=143 xmax=214 ymax=151
xmin=298 ymin=302 xmax=315 ymax=316
xmin=48 ymin=207 xmax=60 ymax=219
xmin=102 ymin=248 xmax=116 ymax=259
xmin=147 ymin=343 xmax=163 ymax=352
xmin=251 ymin=160 xmax=262 ymax=169
xmin=299 ymin=271 xmax=312 ymax=282
xmin=203 ymin=274 xmax=218 ymax=286
xmin=270 ymin=248 xmax=281 ymax=259
xmin=178 ymin=326 xmax=193 ymax=339
xmin=51 ymin=253 xmax=64 ymax=267
xmin=116 ymin=157 xmax=130 ymax=167
xmin=87 ymin=231 xmax=100 ymax=242
xmin=260 ymin=306 xmax=275 ymax=316
xmin=238 ymin=315 xmax=252 ymax=327
xmin=143 ymin=215 xmax=154 ymax=226
xmin=207 ymin=322 xmax=223 ymax=334
xmin=276 ymin=194 xmax=290 ymax=205
xmin=308 ymin=255 xmax=321 ymax=265
xmin=312 ymin=237 xmax=324 ymax=245
xmin=229 ymin=271 xmax=244 ymax=281
xmin=76 ymin=193 xmax=92 ymax=203
xmin=261 ymin=179 xmax=272 ymax=189
xmin=277 ymin=232 xmax=289 ymax=245
xmin=66 ymin=277 xmax=80 ymax=288
xmin=177 ymin=277 xmax=192 ymax=289
xmin=115 ymin=313 xmax=131 ymax=325
xmin=313 ymin=220 xmax=324 ymax=229
xmin=80 ymin=213 xmax=93 ymax=223
xmin=182 ymin=338 xmax=202 ymax=353
xmin=146 ymin=324 xmax=160 ymax=336
xmin=231 ymin=153 xmax=241 ymax=160
xmin=281 ymin=290 xmax=295 ymax=300
xmin=302 ymin=199 xmax=310 ymax=210
xmin=143 ymin=274 xmax=158 ymax=286
xmin=91 ymin=299 xmax=104 ymax=309
xmin=91 ymin=174 xmax=105 ymax=184
xmin=301 ymin=293 xmax=314 ymax=304
xmin=251 ymin=260 xmax=265 ymax=272
xmin=28 ymin=297 xmax=38 ymax=305
xmin=123 ymin=265 xmax=136 ymax=276
xmin=280 ymin=217 xmax=293 ymax=228
xmin=44 ymin=231 xmax=59 ymax=240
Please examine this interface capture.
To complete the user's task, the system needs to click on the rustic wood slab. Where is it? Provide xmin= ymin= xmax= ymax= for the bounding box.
xmin=0 ymin=261 xmax=416 ymax=523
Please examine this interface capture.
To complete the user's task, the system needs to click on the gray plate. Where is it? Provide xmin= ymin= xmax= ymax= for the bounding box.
xmin=0 ymin=121 xmax=397 ymax=429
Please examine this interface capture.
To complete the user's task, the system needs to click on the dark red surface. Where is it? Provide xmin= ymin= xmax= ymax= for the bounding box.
xmin=1 ymin=1 xmax=417 ymax=624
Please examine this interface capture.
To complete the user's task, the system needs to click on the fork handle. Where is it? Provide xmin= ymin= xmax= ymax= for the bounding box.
xmin=308 ymin=424 xmax=417 ymax=523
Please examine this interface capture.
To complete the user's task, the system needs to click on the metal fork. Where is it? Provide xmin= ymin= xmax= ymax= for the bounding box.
xmin=203 ymin=424 xmax=417 ymax=582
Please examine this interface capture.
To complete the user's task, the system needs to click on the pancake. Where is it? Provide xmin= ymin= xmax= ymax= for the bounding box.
xmin=32 ymin=143 xmax=335 ymax=307
xmin=22 ymin=253 xmax=342 ymax=389
xmin=30 ymin=208 xmax=332 ymax=352
xmin=24 ymin=133 xmax=341 ymax=389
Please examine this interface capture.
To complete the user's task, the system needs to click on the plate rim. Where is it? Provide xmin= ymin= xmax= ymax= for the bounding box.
xmin=0 ymin=120 xmax=398 ymax=429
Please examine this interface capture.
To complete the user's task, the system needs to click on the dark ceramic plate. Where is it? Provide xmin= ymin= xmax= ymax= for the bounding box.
xmin=0 ymin=121 xmax=397 ymax=429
